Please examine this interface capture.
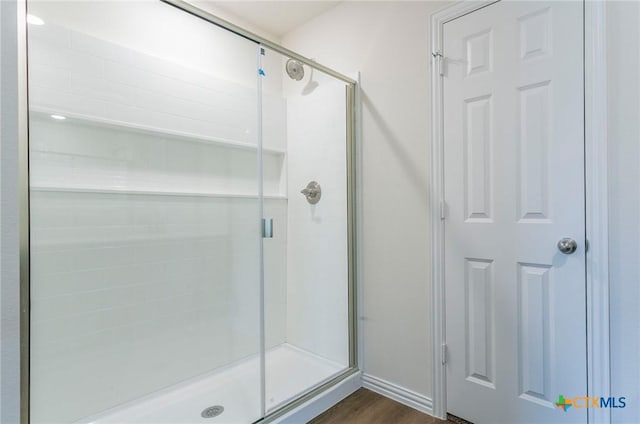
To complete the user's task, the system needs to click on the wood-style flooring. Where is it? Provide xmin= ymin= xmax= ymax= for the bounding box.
xmin=309 ymin=388 xmax=456 ymax=424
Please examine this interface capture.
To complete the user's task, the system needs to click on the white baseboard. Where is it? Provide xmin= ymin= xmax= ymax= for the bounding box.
xmin=362 ymin=373 xmax=433 ymax=415
xmin=273 ymin=371 xmax=433 ymax=422
xmin=274 ymin=371 xmax=362 ymax=423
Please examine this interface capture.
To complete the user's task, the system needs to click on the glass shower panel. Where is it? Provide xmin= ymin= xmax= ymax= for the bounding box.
xmin=27 ymin=2 xmax=263 ymax=422
xmin=261 ymin=47 xmax=350 ymax=412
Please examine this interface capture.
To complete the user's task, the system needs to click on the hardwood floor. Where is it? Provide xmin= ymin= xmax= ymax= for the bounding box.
xmin=309 ymin=389 xmax=451 ymax=424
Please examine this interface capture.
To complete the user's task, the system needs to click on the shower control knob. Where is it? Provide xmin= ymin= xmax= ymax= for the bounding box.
xmin=301 ymin=181 xmax=321 ymax=204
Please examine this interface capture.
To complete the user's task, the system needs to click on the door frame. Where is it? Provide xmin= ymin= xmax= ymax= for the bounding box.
xmin=429 ymin=1 xmax=610 ymax=422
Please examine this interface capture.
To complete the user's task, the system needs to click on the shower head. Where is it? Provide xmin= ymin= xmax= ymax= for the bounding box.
xmin=301 ymin=67 xmax=319 ymax=95
xmin=286 ymin=59 xmax=305 ymax=81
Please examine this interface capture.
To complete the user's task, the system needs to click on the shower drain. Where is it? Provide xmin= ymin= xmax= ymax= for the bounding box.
xmin=201 ymin=405 xmax=224 ymax=419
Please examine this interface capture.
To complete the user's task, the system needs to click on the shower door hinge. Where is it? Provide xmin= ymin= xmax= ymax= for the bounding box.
xmin=442 ymin=343 xmax=447 ymax=365
xmin=433 ymin=51 xmax=444 ymax=76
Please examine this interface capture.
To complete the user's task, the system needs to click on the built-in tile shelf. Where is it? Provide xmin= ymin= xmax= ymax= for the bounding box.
xmin=31 ymin=185 xmax=287 ymax=200
xmin=29 ymin=108 xmax=287 ymax=156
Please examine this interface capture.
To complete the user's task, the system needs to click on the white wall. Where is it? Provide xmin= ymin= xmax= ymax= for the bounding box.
xmin=191 ymin=0 xmax=283 ymax=43
xmin=282 ymin=1 xmax=446 ymax=400
xmin=607 ymin=2 xmax=640 ymax=423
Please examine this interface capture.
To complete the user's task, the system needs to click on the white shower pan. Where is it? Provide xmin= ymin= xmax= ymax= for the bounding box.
xmin=79 ymin=344 xmax=346 ymax=423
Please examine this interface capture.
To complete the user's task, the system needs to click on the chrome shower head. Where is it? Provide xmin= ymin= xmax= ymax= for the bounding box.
xmin=286 ymin=59 xmax=305 ymax=81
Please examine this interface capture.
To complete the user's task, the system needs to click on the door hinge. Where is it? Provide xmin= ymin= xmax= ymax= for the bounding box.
xmin=440 ymin=200 xmax=447 ymax=220
xmin=442 ymin=343 xmax=447 ymax=365
xmin=433 ymin=51 xmax=444 ymax=77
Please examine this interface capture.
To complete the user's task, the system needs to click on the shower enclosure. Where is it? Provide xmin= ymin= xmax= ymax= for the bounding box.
xmin=24 ymin=1 xmax=356 ymax=422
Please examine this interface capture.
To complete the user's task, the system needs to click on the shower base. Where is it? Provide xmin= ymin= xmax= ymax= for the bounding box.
xmin=82 ymin=344 xmax=346 ymax=423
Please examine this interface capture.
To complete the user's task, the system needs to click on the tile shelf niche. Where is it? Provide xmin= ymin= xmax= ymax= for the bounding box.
xmin=29 ymin=185 xmax=286 ymax=200
xmin=29 ymin=108 xmax=287 ymax=156
xmin=29 ymin=107 xmax=287 ymax=199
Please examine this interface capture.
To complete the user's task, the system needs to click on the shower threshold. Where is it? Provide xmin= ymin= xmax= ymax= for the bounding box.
xmin=78 ymin=344 xmax=346 ymax=423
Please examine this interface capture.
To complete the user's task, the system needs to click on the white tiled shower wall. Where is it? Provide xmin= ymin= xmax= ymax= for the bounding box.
xmin=26 ymin=1 xmax=286 ymax=151
xmin=27 ymin=6 xmax=288 ymax=423
xmin=29 ymin=116 xmax=285 ymax=198
xmin=284 ymin=74 xmax=349 ymax=366
xmin=30 ymin=193 xmax=287 ymax=422
xmin=27 ymin=17 xmax=287 ymax=196
xmin=27 ymin=23 xmax=287 ymax=153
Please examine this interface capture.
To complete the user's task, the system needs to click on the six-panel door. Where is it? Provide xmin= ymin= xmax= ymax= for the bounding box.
xmin=443 ymin=2 xmax=587 ymax=423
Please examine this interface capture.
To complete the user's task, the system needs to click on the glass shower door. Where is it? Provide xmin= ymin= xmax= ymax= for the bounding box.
xmin=27 ymin=2 xmax=264 ymax=422
xmin=260 ymin=46 xmax=351 ymax=413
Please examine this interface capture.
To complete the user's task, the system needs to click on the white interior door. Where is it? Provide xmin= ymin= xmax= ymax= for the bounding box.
xmin=443 ymin=2 xmax=586 ymax=423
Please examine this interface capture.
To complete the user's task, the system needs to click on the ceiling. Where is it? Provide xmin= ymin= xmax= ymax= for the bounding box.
xmin=211 ymin=1 xmax=341 ymax=38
